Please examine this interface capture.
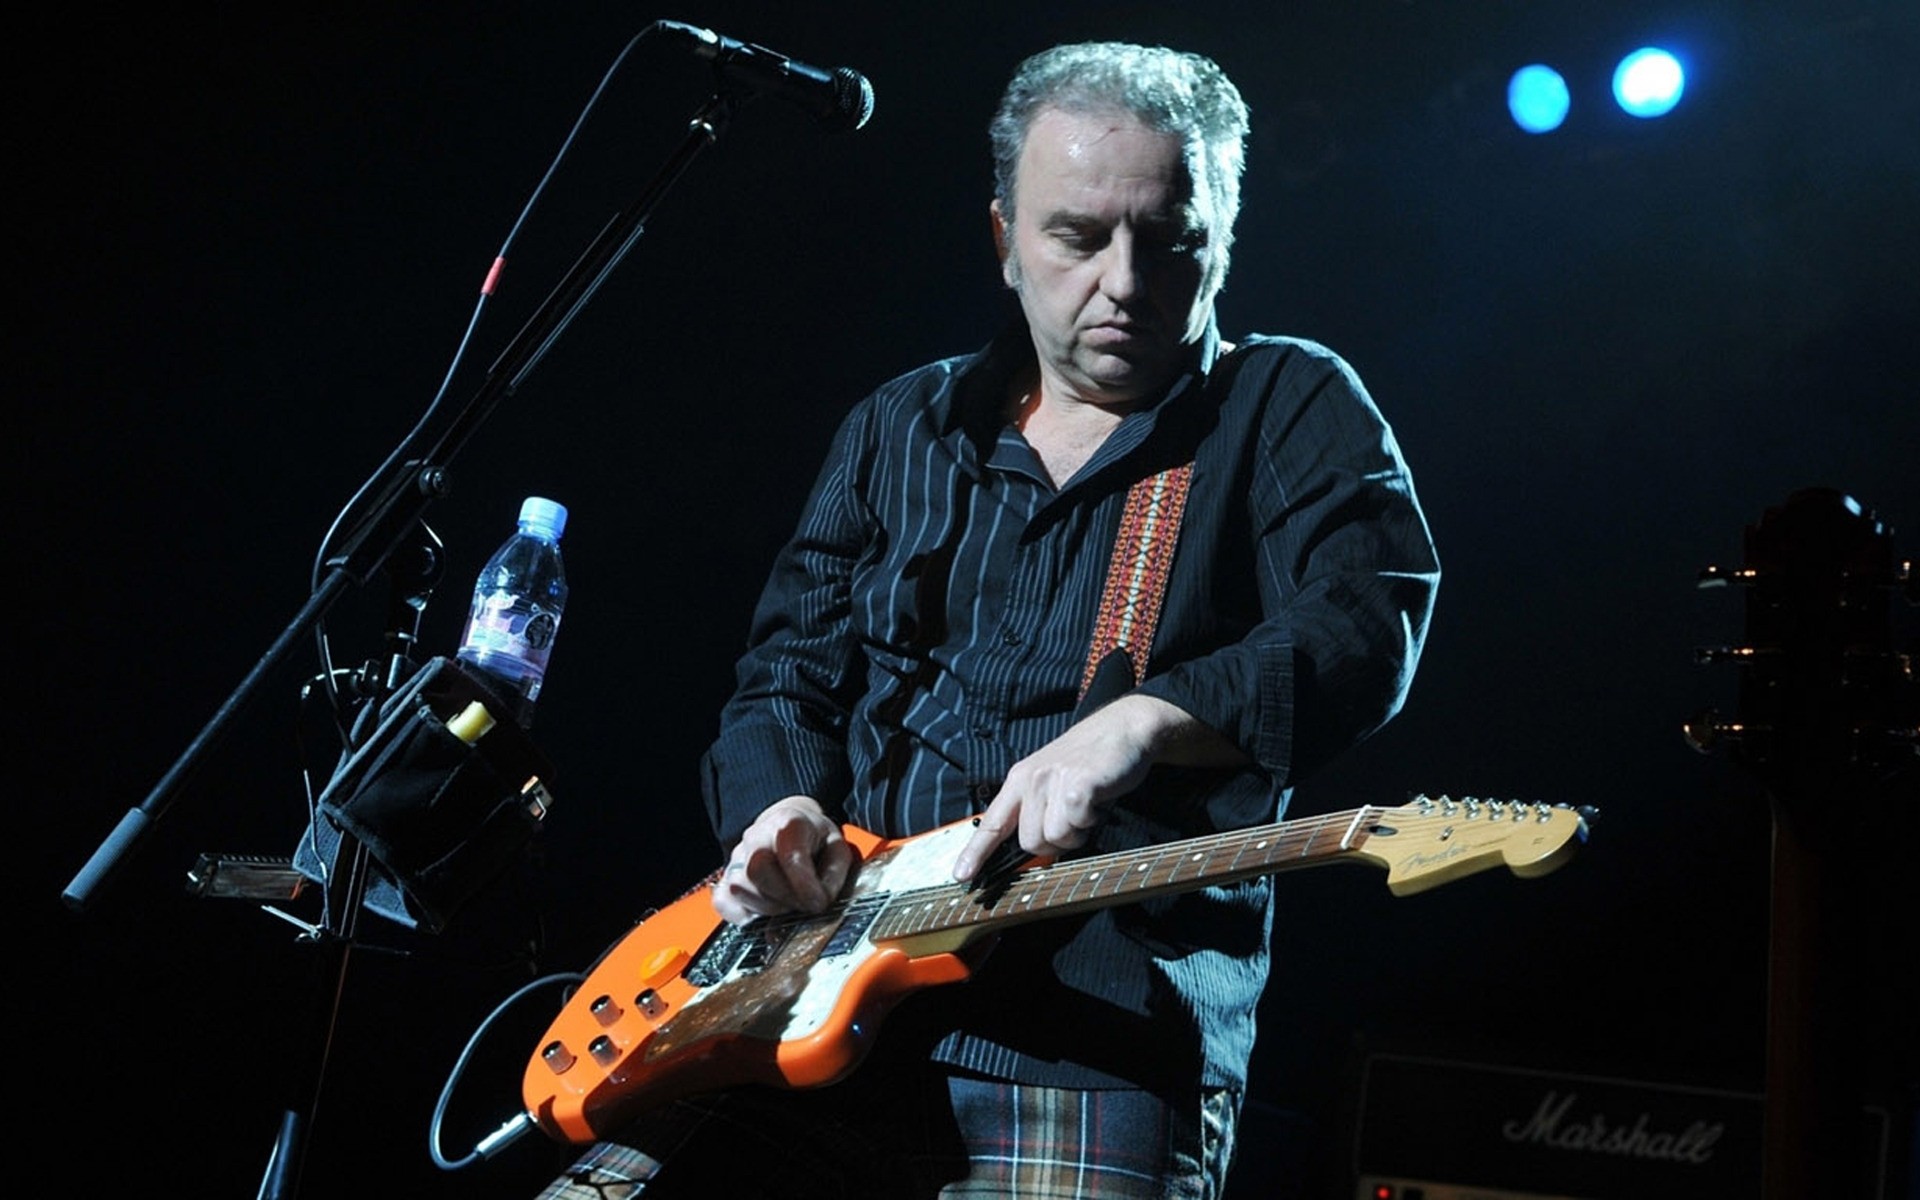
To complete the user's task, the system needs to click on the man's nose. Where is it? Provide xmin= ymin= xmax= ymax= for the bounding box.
xmin=1098 ymin=232 xmax=1146 ymax=303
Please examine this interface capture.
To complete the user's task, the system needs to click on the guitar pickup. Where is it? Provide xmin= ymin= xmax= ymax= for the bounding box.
xmin=186 ymin=853 xmax=308 ymax=901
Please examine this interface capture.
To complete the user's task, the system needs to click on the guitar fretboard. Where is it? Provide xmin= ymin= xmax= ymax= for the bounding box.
xmin=869 ymin=805 xmax=1380 ymax=941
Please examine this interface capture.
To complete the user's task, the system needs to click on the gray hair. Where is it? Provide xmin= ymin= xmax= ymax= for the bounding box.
xmin=989 ymin=42 xmax=1250 ymax=287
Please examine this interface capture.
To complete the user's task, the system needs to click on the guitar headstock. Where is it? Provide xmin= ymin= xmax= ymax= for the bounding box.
xmin=1363 ymin=796 xmax=1593 ymax=896
xmin=1687 ymin=488 xmax=1918 ymax=803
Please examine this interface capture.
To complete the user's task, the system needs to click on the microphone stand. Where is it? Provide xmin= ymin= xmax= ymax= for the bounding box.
xmin=61 ymin=89 xmax=744 ymax=1200
xmin=259 ymin=521 xmax=443 ymax=1200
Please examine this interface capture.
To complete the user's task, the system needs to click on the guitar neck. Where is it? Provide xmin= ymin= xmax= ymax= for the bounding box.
xmin=870 ymin=806 xmax=1379 ymax=943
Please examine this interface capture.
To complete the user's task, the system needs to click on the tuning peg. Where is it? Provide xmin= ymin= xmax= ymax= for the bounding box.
xmin=1684 ymin=706 xmax=1755 ymax=753
xmin=1697 ymin=565 xmax=1761 ymax=589
xmin=1694 ymin=644 xmax=1768 ymax=666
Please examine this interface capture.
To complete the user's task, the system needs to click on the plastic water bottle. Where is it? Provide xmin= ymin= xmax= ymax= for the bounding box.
xmin=457 ymin=496 xmax=569 ymax=726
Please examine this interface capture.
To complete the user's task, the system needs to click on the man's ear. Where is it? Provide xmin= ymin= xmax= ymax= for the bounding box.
xmin=990 ymin=199 xmax=1013 ymax=286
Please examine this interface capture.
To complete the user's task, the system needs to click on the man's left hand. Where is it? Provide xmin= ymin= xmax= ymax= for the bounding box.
xmin=952 ymin=694 xmax=1240 ymax=881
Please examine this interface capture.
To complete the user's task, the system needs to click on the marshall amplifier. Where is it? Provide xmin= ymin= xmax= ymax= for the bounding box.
xmin=1345 ymin=1050 xmax=1905 ymax=1200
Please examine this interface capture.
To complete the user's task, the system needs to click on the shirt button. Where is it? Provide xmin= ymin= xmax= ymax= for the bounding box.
xmin=973 ymin=783 xmax=997 ymax=803
xmin=1000 ymin=629 xmax=1022 ymax=646
xmin=972 ymin=725 xmax=996 ymax=741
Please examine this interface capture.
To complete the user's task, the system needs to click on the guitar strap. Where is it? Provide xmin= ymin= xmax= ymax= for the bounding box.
xmin=1076 ymin=462 xmax=1194 ymax=706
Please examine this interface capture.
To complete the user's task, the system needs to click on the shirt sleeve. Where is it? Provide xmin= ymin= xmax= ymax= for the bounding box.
xmin=1134 ymin=340 xmax=1440 ymax=787
xmin=698 ymin=400 xmax=876 ymax=848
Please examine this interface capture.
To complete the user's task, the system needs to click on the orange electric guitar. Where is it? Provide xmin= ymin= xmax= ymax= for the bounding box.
xmin=522 ymin=794 xmax=1591 ymax=1144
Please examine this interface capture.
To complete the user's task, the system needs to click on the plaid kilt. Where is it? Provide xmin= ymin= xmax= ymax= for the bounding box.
xmin=536 ymin=1076 xmax=1239 ymax=1199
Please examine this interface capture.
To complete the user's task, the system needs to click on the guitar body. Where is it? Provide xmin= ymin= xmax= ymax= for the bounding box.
xmin=523 ymin=819 xmax=994 ymax=1144
xmin=523 ymin=796 xmax=1591 ymax=1145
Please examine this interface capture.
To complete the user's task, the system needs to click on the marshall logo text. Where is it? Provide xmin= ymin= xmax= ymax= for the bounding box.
xmin=1501 ymin=1090 xmax=1725 ymax=1164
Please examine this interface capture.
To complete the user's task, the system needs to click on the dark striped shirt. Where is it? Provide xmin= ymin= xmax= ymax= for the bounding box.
xmin=699 ymin=317 xmax=1439 ymax=1091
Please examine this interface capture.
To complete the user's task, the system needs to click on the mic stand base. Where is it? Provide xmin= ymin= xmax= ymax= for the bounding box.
xmin=256 ymin=821 xmax=376 ymax=1200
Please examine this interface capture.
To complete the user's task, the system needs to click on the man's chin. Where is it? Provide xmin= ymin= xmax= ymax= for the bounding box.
xmin=1077 ymin=351 xmax=1171 ymax=402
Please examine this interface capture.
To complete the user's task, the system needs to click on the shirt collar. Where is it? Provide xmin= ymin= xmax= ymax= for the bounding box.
xmin=943 ymin=311 xmax=1224 ymax=447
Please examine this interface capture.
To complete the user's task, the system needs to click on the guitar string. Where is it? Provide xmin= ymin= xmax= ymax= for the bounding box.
xmin=736 ymin=806 xmax=1389 ymax=943
xmin=741 ymin=797 xmax=1562 ymax=940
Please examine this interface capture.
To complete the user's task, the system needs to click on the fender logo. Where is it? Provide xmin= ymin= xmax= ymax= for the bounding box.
xmin=1398 ymin=845 xmax=1468 ymax=869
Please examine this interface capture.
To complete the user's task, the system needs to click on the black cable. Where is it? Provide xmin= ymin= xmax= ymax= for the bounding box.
xmin=428 ymin=970 xmax=585 ymax=1171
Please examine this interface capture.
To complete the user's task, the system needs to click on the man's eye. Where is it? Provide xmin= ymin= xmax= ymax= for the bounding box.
xmin=1053 ymin=227 xmax=1107 ymax=252
xmin=1148 ymin=232 xmax=1206 ymax=257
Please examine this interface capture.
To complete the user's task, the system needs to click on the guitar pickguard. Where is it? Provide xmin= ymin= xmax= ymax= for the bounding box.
xmin=643 ymin=821 xmax=974 ymax=1059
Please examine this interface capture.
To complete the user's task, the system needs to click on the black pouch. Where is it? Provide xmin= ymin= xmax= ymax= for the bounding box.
xmin=295 ymin=655 xmax=557 ymax=932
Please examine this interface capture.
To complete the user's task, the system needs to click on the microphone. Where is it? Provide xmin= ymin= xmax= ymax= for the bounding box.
xmin=659 ymin=20 xmax=874 ymax=131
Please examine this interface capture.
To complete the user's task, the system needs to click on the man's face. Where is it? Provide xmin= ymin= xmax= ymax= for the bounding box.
xmin=994 ymin=106 xmax=1219 ymax=407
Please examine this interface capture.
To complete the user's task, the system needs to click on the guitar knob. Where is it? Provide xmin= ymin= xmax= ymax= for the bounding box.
xmin=540 ymin=1040 xmax=575 ymax=1074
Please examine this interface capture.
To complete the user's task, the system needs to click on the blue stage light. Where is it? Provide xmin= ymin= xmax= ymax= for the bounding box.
xmin=1507 ymin=64 xmax=1571 ymax=133
xmin=1612 ymin=47 xmax=1685 ymax=118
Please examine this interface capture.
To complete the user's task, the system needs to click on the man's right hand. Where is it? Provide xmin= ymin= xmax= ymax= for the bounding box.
xmin=711 ymin=795 xmax=855 ymax=925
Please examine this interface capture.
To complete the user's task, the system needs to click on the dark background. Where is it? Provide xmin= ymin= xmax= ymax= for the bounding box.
xmin=16 ymin=2 xmax=1918 ymax=1196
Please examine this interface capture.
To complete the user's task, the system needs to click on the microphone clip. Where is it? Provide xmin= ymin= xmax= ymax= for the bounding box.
xmin=658 ymin=19 xmax=874 ymax=132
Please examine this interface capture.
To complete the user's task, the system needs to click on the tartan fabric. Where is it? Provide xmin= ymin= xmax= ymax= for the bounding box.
xmin=536 ymin=1141 xmax=660 ymax=1200
xmin=936 ymin=1079 xmax=1236 ymax=1199
xmin=534 ymin=1077 xmax=1239 ymax=1199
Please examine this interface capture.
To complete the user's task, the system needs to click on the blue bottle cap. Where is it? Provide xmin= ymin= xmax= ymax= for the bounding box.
xmin=518 ymin=496 xmax=567 ymax=539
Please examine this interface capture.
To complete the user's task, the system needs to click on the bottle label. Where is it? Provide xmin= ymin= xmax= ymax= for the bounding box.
xmin=461 ymin=594 xmax=560 ymax=676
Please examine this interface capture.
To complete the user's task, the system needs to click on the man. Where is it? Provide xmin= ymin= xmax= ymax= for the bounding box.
xmin=543 ymin=39 xmax=1437 ymax=1198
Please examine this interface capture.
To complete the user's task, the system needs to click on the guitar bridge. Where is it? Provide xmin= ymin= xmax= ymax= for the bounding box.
xmin=686 ymin=919 xmax=792 ymax=985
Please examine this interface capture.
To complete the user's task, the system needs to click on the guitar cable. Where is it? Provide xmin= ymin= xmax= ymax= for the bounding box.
xmin=429 ymin=970 xmax=585 ymax=1171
